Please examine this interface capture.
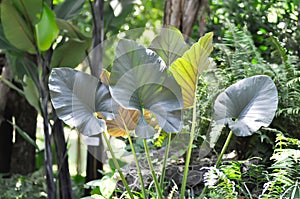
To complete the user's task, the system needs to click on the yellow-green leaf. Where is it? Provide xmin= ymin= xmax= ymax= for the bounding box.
xmin=169 ymin=32 xmax=213 ymax=108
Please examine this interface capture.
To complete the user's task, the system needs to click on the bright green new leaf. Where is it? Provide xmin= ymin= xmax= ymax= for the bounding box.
xmin=1 ymin=0 xmax=36 ymax=53
xmin=12 ymin=0 xmax=43 ymax=25
xmin=49 ymin=68 xmax=115 ymax=136
xmin=149 ymin=27 xmax=188 ymax=66
xmin=110 ymin=39 xmax=183 ymax=138
xmin=169 ymin=32 xmax=213 ymax=108
xmin=35 ymin=4 xmax=59 ymax=51
xmin=51 ymin=38 xmax=91 ymax=68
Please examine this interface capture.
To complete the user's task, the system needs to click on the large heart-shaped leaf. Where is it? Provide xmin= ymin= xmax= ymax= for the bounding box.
xmin=34 ymin=4 xmax=59 ymax=51
xmin=49 ymin=68 xmax=114 ymax=136
xmin=208 ymin=75 xmax=278 ymax=147
xmin=109 ymin=39 xmax=183 ymax=138
xmin=149 ymin=27 xmax=188 ymax=66
xmin=169 ymin=32 xmax=213 ymax=108
xmin=1 ymin=0 xmax=36 ymax=53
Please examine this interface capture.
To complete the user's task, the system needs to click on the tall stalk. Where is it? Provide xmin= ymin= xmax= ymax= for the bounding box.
xmin=199 ymin=130 xmax=234 ymax=198
xmin=127 ymin=134 xmax=147 ymax=198
xmin=180 ymin=87 xmax=198 ymax=198
xmin=160 ymin=133 xmax=171 ymax=190
xmin=102 ymin=131 xmax=134 ymax=199
xmin=143 ymin=139 xmax=164 ymax=199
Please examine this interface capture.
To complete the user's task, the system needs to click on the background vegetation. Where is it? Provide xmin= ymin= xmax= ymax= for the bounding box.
xmin=0 ymin=0 xmax=299 ymax=198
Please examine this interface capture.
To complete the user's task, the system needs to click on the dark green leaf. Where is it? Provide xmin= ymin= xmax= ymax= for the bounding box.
xmin=12 ymin=0 xmax=43 ymax=25
xmin=0 ymin=23 xmax=19 ymax=51
xmin=110 ymin=39 xmax=183 ymax=138
xmin=56 ymin=19 xmax=91 ymax=40
xmin=54 ymin=0 xmax=85 ymax=20
xmin=51 ymin=38 xmax=91 ymax=68
xmin=49 ymin=68 xmax=114 ymax=136
xmin=1 ymin=0 xmax=36 ymax=53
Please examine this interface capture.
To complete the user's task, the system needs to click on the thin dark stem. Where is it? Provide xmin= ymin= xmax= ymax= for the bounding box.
xmin=39 ymin=50 xmax=56 ymax=199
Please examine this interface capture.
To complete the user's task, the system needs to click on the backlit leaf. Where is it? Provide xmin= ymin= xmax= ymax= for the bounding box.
xmin=169 ymin=32 xmax=213 ymax=108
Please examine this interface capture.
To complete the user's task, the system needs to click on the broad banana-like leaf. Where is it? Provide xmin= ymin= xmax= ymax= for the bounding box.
xmin=149 ymin=27 xmax=188 ymax=66
xmin=35 ymin=4 xmax=59 ymax=51
xmin=110 ymin=39 xmax=183 ymax=138
xmin=169 ymin=32 xmax=213 ymax=108
xmin=12 ymin=0 xmax=43 ymax=25
xmin=49 ymin=68 xmax=114 ymax=136
xmin=208 ymin=75 xmax=278 ymax=147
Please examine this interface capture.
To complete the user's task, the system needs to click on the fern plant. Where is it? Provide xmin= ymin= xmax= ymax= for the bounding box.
xmin=209 ymin=21 xmax=300 ymax=138
xmin=260 ymin=133 xmax=300 ymax=199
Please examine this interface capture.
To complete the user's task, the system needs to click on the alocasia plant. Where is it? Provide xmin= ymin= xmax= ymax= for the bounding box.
xmin=109 ymin=39 xmax=184 ymax=138
xmin=49 ymin=68 xmax=114 ymax=136
xmin=200 ymin=75 xmax=278 ymax=197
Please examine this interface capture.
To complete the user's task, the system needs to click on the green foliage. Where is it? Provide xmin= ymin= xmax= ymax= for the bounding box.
xmin=203 ymin=166 xmax=238 ymax=199
xmin=261 ymin=134 xmax=300 ymax=198
xmin=0 ymin=169 xmax=47 ymax=199
xmin=209 ymin=0 xmax=299 ymax=58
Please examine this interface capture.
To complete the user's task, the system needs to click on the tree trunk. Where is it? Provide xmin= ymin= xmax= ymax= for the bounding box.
xmin=164 ymin=0 xmax=209 ymax=40
xmin=9 ymin=87 xmax=37 ymax=174
xmin=0 ymin=59 xmax=13 ymax=174
xmin=0 ymin=55 xmax=37 ymax=175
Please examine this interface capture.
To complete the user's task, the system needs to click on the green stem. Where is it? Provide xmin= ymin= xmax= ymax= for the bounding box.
xmin=143 ymin=139 xmax=164 ymax=199
xmin=180 ymin=96 xmax=197 ymax=198
xmin=127 ymin=135 xmax=147 ymax=198
xmin=102 ymin=131 xmax=134 ymax=199
xmin=160 ymin=133 xmax=171 ymax=190
xmin=215 ymin=130 xmax=233 ymax=168
xmin=199 ymin=130 xmax=234 ymax=198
